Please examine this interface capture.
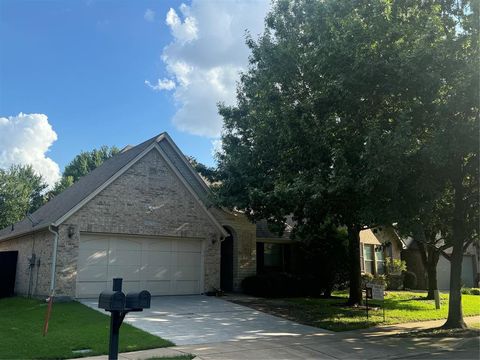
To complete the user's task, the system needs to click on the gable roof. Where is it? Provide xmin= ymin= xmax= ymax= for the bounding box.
xmin=0 ymin=132 xmax=226 ymax=241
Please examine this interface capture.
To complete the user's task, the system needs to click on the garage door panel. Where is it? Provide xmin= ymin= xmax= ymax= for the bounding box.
xmin=81 ymin=238 xmax=109 ymax=250
xmin=145 ymin=265 xmax=171 ymax=280
xmin=78 ymin=265 xmax=108 ymax=281
xmin=174 ymin=266 xmax=201 ymax=280
xmin=108 ymin=265 xmax=141 ymax=280
xmin=145 ymin=251 xmax=171 ymax=265
xmin=176 ymin=240 xmax=202 ymax=252
xmin=112 ymin=238 xmax=142 ymax=250
xmin=145 ymin=239 xmax=172 ymax=251
xmin=145 ymin=280 xmax=172 ymax=295
xmin=437 ymin=254 xmax=475 ymax=290
xmin=77 ymin=234 xmax=203 ymax=297
xmin=109 ymin=250 xmax=141 ymax=266
xmin=177 ymin=252 xmax=201 ymax=266
xmin=78 ymin=249 xmax=108 ymax=266
xmin=121 ymin=281 xmax=141 ymax=294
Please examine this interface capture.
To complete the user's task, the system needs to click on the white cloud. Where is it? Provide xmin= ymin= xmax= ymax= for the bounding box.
xmin=165 ymin=5 xmax=198 ymax=44
xmin=148 ymin=0 xmax=270 ymax=138
xmin=144 ymin=8 xmax=155 ymax=22
xmin=145 ymin=78 xmax=176 ymax=91
xmin=0 ymin=113 xmax=60 ymax=187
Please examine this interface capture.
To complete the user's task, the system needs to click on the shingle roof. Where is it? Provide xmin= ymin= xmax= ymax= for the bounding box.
xmin=256 ymin=219 xmax=293 ymax=240
xmin=0 ymin=132 xmax=212 ymax=241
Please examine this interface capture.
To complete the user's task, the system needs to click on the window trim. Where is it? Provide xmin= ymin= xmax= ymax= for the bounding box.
xmin=361 ymin=244 xmax=386 ymax=275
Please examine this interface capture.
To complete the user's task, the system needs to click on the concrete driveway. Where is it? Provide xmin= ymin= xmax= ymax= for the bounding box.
xmin=80 ymin=295 xmax=326 ymax=345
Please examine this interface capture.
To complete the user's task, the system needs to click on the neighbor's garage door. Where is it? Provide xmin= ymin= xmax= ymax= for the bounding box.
xmin=437 ymin=254 xmax=475 ymax=290
xmin=76 ymin=233 xmax=203 ymax=298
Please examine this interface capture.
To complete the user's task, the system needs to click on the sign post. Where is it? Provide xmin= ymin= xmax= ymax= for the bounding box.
xmin=365 ymin=283 xmax=385 ymax=322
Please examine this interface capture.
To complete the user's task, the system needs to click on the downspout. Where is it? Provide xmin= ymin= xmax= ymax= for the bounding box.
xmin=43 ymin=225 xmax=59 ymax=337
xmin=47 ymin=225 xmax=59 ymax=297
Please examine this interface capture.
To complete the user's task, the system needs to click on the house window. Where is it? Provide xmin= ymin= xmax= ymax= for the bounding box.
xmin=362 ymin=244 xmax=386 ymax=275
xmin=257 ymin=242 xmax=291 ymax=273
xmin=360 ymin=245 xmax=365 ymax=272
xmin=376 ymin=247 xmax=385 ymax=275
xmin=363 ymin=245 xmax=375 ymax=274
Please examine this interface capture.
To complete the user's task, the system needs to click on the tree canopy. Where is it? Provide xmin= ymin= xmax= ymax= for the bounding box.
xmin=0 ymin=165 xmax=47 ymax=230
xmin=216 ymin=0 xmax=478 ymax=311
xmin=50 ymin=145 xmax=119 ymax=196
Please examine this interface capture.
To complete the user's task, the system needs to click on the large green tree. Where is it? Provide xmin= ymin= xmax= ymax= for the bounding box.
xmin=393 ymin=0 xmax=479 ymax=327
xmin=216 ymin=0 xmax=478 ymax=312
xmin=50 ymin=145 xmax=119 ymax=196
xmin=0 ymin=165 xmax=47 ymax=230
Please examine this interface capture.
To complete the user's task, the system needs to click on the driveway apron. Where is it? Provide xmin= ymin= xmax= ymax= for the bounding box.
xmin=80 ymin=295 xmax=327 ymax=345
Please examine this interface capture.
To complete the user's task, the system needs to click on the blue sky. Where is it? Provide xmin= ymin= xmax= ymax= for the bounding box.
xmin=0 ymin=0 xmax=270 ymax=185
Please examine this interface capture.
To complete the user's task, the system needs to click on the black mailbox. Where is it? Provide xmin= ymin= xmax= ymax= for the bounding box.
xmin=98 ymin=290 xmax=126 ymax=311
xmin=125 ymin=290 xmax=151 ymax=309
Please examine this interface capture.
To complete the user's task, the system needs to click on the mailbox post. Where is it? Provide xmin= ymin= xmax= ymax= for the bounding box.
xmin=98 ymin=278 xmax=151 ymax=360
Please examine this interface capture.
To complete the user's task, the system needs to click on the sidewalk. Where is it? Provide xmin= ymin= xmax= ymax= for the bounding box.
xmin=357 ymin=315 xmax=480 ymax=337
xmin=77 ymin=316 xmax=480 ymax=360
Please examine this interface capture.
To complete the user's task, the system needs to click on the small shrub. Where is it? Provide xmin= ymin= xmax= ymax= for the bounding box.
xmin=361 ymin=273 xmax=386 ymax=287
xmin=462 ymin=287 xmax=480 ymax=295
xmin=361 ymin=273 xmax=374 ymax=287
xmin=385 ymin=257 xmax=407 ymax=274
xmin=385 ymin=257 xmax=407 ymax=290
xmin=403 ymin=271 xmax=417 ymax=289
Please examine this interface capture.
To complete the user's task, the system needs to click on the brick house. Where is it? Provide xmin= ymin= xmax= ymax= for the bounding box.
xmin=359 ymin=227 xmax=404 ymax=276
xmin=0 ymin=133 xmax=290 ymax=299
xmin=361 ymin=227 xmax=480 ymax=290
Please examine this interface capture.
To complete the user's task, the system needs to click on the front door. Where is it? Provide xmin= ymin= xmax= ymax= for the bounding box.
xmin=220 ymin=230 xmax=234 ymax=291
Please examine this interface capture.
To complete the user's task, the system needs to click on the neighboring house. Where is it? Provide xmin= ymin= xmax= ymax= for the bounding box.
xmin=0 ymin=133 xmax=279 ymax=299
xmin=359 ymin=227 xmax=404 ymax=275
xmin=402 ymin=238 xmax=479 ymax=290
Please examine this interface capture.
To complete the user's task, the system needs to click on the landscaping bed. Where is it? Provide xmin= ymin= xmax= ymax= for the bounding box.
xmin=0 ymin=297 xmax=173 ymax=359
xmin=227 ymin=291 xmax=480 ymax=332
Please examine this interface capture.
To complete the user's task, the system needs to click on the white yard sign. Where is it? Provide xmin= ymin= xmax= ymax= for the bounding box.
xmin=371 ymin=284 xmax=385 ymax=300
xmin=366 ymin=283 xmax=385 ymax=300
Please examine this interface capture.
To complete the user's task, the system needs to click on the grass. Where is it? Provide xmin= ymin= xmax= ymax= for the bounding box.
xmin=285 ymin=291 xmax=480 ymax=331
xmin=470 ymin=322 xmax=480 ymax=329
xmin=394 ymin=320 xmax=480 ymax=338
xmin=0 ymin=297 xmax=173 ymax=359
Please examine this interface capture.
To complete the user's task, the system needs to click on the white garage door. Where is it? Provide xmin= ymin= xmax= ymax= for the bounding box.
xmin=437 ymin=254 xmax=475 ymax=290
xmin=76 ymin=233 xmax=203 ymax=298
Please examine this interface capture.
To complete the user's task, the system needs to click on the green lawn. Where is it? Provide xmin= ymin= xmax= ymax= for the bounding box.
xmin=0 ymin=297 xmax=173 ymax=359
xmin=285 ymin=291 xmax=480 ymax=331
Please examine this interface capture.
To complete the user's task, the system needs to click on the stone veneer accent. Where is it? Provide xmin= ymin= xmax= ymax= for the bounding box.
xmin=0 ymin=148 xmax=222 ymax=298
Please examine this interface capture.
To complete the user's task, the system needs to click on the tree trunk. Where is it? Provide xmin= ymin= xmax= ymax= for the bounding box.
xmin=415 ymin=224 xmax=441 ymax=300
xmin=347 ymin=224 xmax=362 ymax=305
xmin=443 ymin=176 xmax=467 ymax=329
xmin=443 ymin=239 xmax=466 ymax=328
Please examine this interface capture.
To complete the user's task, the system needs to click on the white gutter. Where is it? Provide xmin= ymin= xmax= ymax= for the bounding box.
xmin=47 ymin=225 xmax=59 ymax=297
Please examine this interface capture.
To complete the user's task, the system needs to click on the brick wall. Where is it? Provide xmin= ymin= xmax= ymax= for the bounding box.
xmin=0 ymin=230 xmax=53 ymax=297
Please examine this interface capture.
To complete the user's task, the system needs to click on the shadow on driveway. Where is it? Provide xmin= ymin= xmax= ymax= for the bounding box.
xmin=80 ymin=295 xmax=329 ymax=345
